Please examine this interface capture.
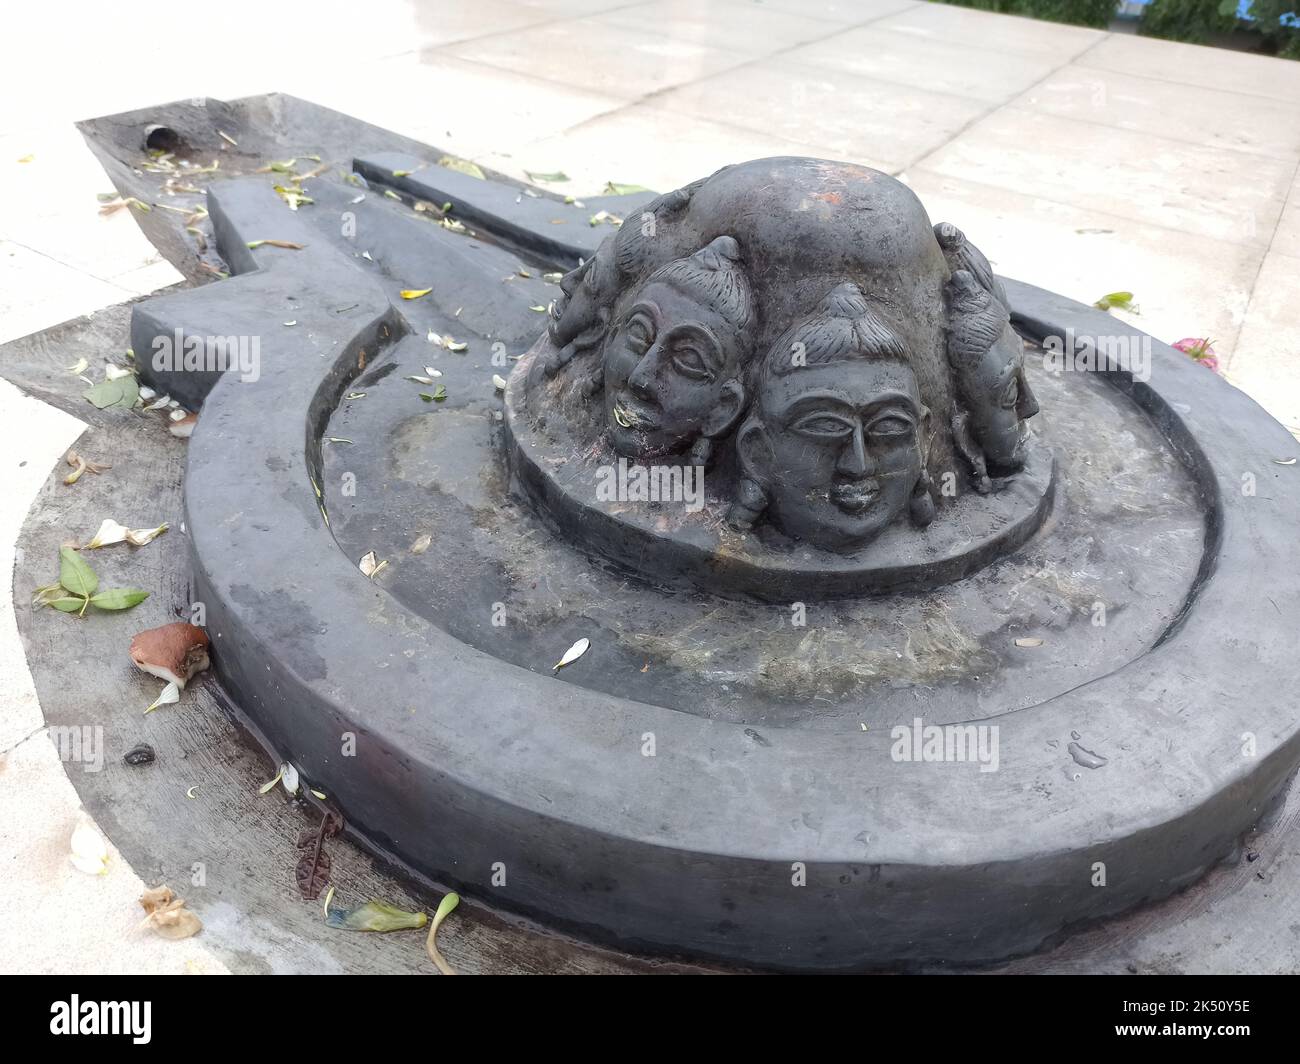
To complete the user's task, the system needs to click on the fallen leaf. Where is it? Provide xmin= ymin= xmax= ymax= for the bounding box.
xmin=297 ymin=811 xmax=341 ymax=900
xmin=525 ymin=170 xmax=569 ymax=183
xmin=296 ymin=845 xmax=332 ymax=899
xmin=411 ymin=534 xmax=432 ymax=554
xmin=1273 ymin=458 xmax=1297 ymax=466
xmin=359 ymin=551 xmax=388 ymax=579
xmin=282 ymin=763 xmax=300 ymax=796
xmin=60 ymin=546 xmax=98 ymax=601
xmin=553 ymin=637 xmax=590 ymax=671
xmin=401 ymin=288 xmax=432 ymax=300
xmin=492 ymin=374 xmax=507 ymax=391
xmin=67 ymin=357 xmax=89 ymax=375
xmin=139 ymin=885 xmax=202 ymax=939
xmin=1014 ymin=637 xmax=1044 ymax=648
xmin=89 ymin=587 xmax=150 ymax=611
xmin=259 ymin=765 xmax=285 ymax=795
xmin=83 ymin=375 xmax=140 ymax=410
xmin=438 ymin=155 xmax=485 ymax=180
xmin=326 ymin=899 xmax=428 ymax=932
xmin=1093 ymin=291 xmax=1138 ymax=313
xmin=604 ymin=181 xmax=651 ymax=195
xmin=246 ymin=239 xmax=305 ymax=250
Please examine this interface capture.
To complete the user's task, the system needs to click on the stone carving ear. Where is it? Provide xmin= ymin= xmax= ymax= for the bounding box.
xmin=727 ymin=417 xmax=770 ymax=530
xmin=701 ymin=376 xmax=745 ymax=440
xmin=910 ymin=405 xmax=937 ymax=527
xmin=950 ymin=407 xmax=990 ymax=494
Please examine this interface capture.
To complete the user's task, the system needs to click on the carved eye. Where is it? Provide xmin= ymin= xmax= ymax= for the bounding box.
xmin=791 ymin=413 xmax=854 ymax=440
xmin=624 ymin=314 xmax=654 ymax=352
xmin=670 ymin=341 xmax=714 ymax=382
xmin=866 ymin=413 xmax=915 ymax=440
xmin=1001 ymin=377 xmax=1019 ymax=409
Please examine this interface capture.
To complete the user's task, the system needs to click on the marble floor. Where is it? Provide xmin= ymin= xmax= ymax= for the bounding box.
xmin=2 ymin=0 xmax=1298 ymax=430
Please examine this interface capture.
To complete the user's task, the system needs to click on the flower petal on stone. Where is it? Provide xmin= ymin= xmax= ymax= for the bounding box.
xmin=553 ymin=637 xmax=590 ymax=671
xmin=70 ymin=822 xmax=109 ymax=875
xmin=144 ymin=681 xmax=181 ymax=714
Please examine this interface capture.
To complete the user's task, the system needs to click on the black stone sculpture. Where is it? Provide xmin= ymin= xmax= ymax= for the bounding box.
xmin=528 ymin=157 xmax=1042 ymax=558
xmin=101 ymin=99 xmax=1300 ymax=972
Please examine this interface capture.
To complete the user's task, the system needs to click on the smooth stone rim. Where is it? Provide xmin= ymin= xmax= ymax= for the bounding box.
xmin=151 ymin=176 xmax=1300 ymax=970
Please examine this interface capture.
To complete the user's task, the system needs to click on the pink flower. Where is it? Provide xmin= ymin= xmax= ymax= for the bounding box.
xmin=1173 ymin=337 xmax=1219 ymax=373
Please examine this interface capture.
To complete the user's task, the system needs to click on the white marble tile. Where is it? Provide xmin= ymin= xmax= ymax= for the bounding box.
xmin=918 ymin=107 xmax=1292 ymax=247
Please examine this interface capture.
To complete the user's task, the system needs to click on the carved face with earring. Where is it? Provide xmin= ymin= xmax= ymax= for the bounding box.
xmin=602 ymin=235 xmax=756 ymax=462
xmin=730 ymin=283 xmax=934 ymax=552
xmin=945 ymin=269 xmax=1040 ymax=490
xmin=935 ymin=224 xmax=1039 ymax=491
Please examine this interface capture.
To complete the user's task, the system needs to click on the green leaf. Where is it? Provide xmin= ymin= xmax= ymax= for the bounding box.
xmin=525 ymin=170 xmax=569 ymax=183
xmin=1093 ymin=290 xmax=1137 ymax=312
xmin=89 ymin=588 xmax=150 ymax=610
xmin=604 ymin=181 xmax=650 ymax=195
xmin=325 ymin=899 xmax=428 ymax=932
xmin=59 ymin=547 xmax=98 ymax=598
xmin=48 ymin=595 xmax=89 ymax=613
xmin=437 ymin=155 xmax=485 ymax=180
xmin=83 ymin=375 xmax=140 ymax=410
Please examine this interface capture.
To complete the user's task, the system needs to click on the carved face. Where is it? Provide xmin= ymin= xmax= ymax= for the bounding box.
xmin=740 ymin=359 xmax=928 ymax=550
xmin=550 ymin=256 xmax=611 ymax=355
xmin=963 ymin=323 xmax=1039 ymax=473
xmin=602 ymin=280 xmax=746 ymax=458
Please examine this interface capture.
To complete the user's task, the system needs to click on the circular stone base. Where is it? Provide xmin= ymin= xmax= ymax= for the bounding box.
xmin=151 ymin=165 xmax=1300 ymax=971
xmin=504 ymin=336 xmax=1056 ymax=600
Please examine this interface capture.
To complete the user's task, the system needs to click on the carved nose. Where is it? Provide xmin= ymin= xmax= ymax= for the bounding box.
xmin=626 ymin=346 xmax=659 ymax=401
xmin=836 ymin=425 xmax=870 ymax=477
xmin=1017 ymin=376 xmax=1040 ymax=420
